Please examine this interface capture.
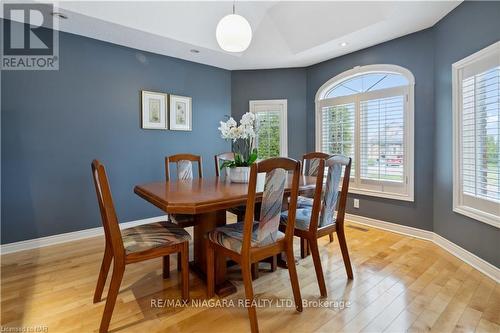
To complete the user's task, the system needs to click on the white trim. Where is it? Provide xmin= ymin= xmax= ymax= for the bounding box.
xmin=452 ymin=41 xmax=500 ymax=229
xmin=346 ymin=213 xmax=500 ymax=283
xmin=249 ymin=99 xmax=288 ymax=157
xmin=314 ymin=64 xmax=415 ymax=101
xmin=348 ymin=188 xmax=414 ymax=202
xmin=0 ymin=215 xmax=167 ymax=255
xmin=1 ymin=213 xmax=498 ymax=283
xmin=346 ymin=213 xmax=433 ymax=241
xmin=315 ymin=64 xmax=415 ymax=202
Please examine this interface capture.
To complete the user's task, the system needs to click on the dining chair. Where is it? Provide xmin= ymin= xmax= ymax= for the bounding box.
xmin=206 ymin=157 xmax=303 ymax=333
xmin=165 ymin=153 xmax=203 ymax=228
xmin=165 ymin=153 xmax=203 ymax=271
xmin=91 ymin=160 xmax=190 ymax=333
xmin=299 ymin=152 xmax=334 ymax=258
xmin=215 ymin=152 xmax=277 ymax=278
xmin=280 ymin=155 xmax=353 ymax=297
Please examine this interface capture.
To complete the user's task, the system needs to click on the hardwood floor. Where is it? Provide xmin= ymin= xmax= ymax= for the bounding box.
xmin=1 ymin=220 xmax=499 ymax=333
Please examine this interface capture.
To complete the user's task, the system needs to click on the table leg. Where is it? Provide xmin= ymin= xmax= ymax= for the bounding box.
xmin=190 ymin=210 xmax=237 ymax=297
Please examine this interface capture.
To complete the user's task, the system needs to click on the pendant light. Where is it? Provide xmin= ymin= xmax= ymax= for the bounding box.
xmin=216 ymin=1 xmax=252 ymax=53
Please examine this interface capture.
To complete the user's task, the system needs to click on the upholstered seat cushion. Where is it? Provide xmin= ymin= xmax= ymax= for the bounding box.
xmin=208 ymin=221 xmax=285 ymax=253
xmin=169 ymin=213 xmax=196 ymax=227
xmin=297 ymin=196 xmax=314 ymax=208
xmin=287 ymin=195 xmax=314 ymax=209
xmin=280 ymin=208 xmax=336 ymax=231
xmin=280 ymin=208 xmax=313 ymax=231
xmin=122 ymin=221 xmax=191 ymax=254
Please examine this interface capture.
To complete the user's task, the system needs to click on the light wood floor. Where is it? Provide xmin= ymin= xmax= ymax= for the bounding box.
xmin=1 ymin=221 xmax=499 ymax=333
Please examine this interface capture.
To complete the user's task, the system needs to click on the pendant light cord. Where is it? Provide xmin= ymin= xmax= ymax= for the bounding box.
xmin=233 ymin=0 xmax=235 ymax=14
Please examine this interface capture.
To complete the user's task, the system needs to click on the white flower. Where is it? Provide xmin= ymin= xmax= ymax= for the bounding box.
xmin=240 ymin=112 xmax=255 ymax=126
xmin=218 ymin=113 xmax=256 ymax=141
xmin=229 ymin=126 xmax=240 ymax=141
xmin=218 ymin=121 xmax=230 ymax=139
xmin=227 ymin=117 xmax=237 ymax=128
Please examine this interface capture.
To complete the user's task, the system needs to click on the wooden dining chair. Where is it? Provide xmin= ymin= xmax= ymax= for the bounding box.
xmin=91 ymin=160 xmax=190 ymax=333
xmin=165 ymin=153 xmax=203 ymax=271
xmin=165 ymin=153 xmax=203 ymax=228
xmin=299 ymin=152 xmax=334 ymax=258
xmin=214 ymin=152 xmax=247 ymax=221
xmin=206 ymin=158 xmax=303 ymax=333
xmin=280 ymin=155 xmax=353 ymax=297
xmin=215 ymin=152 xmax=277 ymax=279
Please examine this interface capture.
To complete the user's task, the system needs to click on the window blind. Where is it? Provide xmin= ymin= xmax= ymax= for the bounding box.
xmin=255 ymin=111 xmax=281 ymax=159
xmin=320 ymin=103 xmax=355 ymax=176
xmin=360 ymin=96 xmax=405 ymax=183
xmin=461 ymin=66 xmax=500 ymax=202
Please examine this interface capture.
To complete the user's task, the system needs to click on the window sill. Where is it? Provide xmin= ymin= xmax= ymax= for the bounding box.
xmin=348 ymin=187 xmax=414 ymax=202
xmin=453 ymin=205 xmax=500 ymax=229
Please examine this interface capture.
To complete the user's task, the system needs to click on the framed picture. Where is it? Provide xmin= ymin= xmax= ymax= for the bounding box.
xmin=169 ymin=95 xmax=192 ymax=131
xmin=141 ymin=90 xmax=167 ymax=129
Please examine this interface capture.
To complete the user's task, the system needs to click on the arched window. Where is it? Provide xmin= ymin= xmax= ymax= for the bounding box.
xmin=315 ymin=64 xmax=415 ymax=201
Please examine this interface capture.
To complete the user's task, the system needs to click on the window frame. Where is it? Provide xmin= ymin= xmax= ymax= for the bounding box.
xmin=452 ymin=41 xmax=500 ymax=228
xmin=315 ymin=64 xmax=415 ymax=202
xmin=249 ymin=99 xmax=288 ymax=158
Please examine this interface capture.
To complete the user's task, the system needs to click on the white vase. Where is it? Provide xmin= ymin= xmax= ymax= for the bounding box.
xmin=229 ymin=166 xmax=251 ymax=183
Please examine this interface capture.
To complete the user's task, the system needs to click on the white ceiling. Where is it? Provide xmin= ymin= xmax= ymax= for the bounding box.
xmin=9 ymin=1 xmax=461 ymax=70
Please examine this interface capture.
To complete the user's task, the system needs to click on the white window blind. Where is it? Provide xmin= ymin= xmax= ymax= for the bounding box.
xmin=315 ymin=65 xmax=414 ymax=201
xmin=255 ymin=110 xmax=281 ymax=159
xmin=321 ymin=103 xmax=355 ymax=177
xmin=249 ymin=100 xmax=288 ymax=159
xmin=453 ymin=41 xmax=500 ymax=228
xmin=461 ymin=67 xmax=499 ymax=202
xmin=360 ymin=95 xmax=405 ymax=184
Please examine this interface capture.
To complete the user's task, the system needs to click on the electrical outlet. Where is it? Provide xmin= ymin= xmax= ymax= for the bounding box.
xmin=353 ymin=199 xmax=360 ymax=208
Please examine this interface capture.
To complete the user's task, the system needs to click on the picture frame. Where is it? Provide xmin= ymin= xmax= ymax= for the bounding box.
xmin=141 ymin=90 xmax=167 ymax=129
xmin=169 ymin=94 xmax=192 ymax=131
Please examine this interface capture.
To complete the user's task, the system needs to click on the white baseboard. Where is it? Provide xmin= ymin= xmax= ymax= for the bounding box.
xmin=0 ymin=215 xmax=167 ymax=255
xmin=345 ymin=213 xmax=434 ymax=241
xmin=1 ymin=213 xmax=498 ymax=283
xmin=346 ymin=213 xmax=499 ymax=283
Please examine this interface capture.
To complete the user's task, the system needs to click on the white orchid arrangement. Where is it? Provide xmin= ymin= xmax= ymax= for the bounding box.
xmin=218 ymin=112 xmax=258 ymax=168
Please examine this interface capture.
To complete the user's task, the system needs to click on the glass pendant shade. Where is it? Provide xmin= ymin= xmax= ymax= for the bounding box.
xmin=216 ymin=14 xmax=252 ymax=52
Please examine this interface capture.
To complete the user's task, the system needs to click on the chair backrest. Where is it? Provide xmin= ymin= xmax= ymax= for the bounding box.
xmin=241 ymin=158 xmax=301 ymax=254
xmin=165 ymin=154 xmax=203 ymax=181
xmin=302 ymin=152 xmax=331 ymax=176
xmin=309 ymin=155 xmax=351 ymax=231
xmin=214 ymin=152 xmax=235 ymax=177
xmin=91 ymin=160 xmax=125 ymax=258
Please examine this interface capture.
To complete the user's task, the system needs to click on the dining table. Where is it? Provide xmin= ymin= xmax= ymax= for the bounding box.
xmin=134 ymin=174 xmax=317 ymax=296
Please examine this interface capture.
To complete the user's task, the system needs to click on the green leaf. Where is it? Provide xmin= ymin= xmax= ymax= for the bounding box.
xmin=247 ymin=151 xmax=258 ymax=165
xmin=220 ymin=160 xmax=235 ymax=170
xmin=234 ymin=153 xmax=242 ymax=165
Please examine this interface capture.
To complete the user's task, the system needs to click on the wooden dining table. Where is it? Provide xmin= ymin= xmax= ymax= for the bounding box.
xmin=134 ymin=174 xmax=317 ymax=296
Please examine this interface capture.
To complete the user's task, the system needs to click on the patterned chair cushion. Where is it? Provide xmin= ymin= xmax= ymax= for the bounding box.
xmin=177 ymin=160 xmax=194 ymax=180
xmin=169 ymin=213 xmax=196 ymax=227
xmin=280 ymin=208 xmax=336 ymax=231
xmin=297 ymin=195 xmax=314 ymax=209
xmin=208 ymin=221 xmax=285 ymax=253
xmin=122 ymin=221 xmax=191 ymax=255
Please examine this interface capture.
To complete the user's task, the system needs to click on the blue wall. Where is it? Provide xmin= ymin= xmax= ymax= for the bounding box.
xmin=306 ymin=29 xmax=436 ymax=231
xmin=1 ymin=27 xmax=231 ymax=244
xmin=231 ymin=69 xmax=307 ymax=160
xmin=433 ymin=1 xmax=500 ymax=267
xmin=2 ymin=2 xmax=499 ymax=267
xmin=230 ymin=2 xmax=499 ymax=266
